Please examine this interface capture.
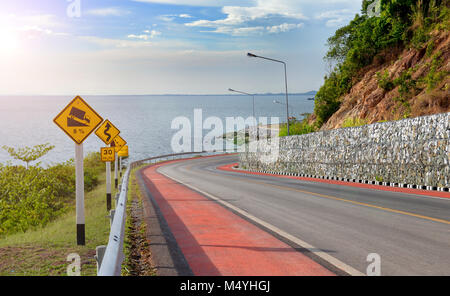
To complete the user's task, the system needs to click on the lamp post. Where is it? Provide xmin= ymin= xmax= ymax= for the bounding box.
xmin=248 ymin=52 xmax=290 ymax=136
xmin=228 ymin=88 xmax=258 ymax=140
xmin=274 ymin=100 xmax=298 ymax=123
xmin=228 ymin=88 xmax=256 ymax=125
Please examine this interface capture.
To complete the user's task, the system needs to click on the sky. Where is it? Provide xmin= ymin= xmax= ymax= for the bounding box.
xmin=0 ymin=0 xmax=363 ymax=95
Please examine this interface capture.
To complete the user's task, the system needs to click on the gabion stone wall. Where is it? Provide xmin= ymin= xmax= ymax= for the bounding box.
xmin=240 ymin=112 xmax=449 ymax=188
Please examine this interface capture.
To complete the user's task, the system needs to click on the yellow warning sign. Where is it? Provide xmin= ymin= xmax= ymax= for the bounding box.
xmin=95 ymin=119 xmax=120 ymax=145
xmin=111 ymin=135 xmax=127 ymax=153
xmin=118 ymin=145 xmax=129 ymax=157
xmin=101 ymin=147 xmax=115 ymax=162
xmin=53 ymin=96 xmax=103 ymax=144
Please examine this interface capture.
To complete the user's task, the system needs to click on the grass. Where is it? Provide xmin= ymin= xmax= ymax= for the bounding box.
xmin=0 ymin=171 xmax=115 ymax=276
xmin=122 ymin=164 xmax=155 ymax=276
xmin=279 ymin=120 xmax=315 ymax=137
xmin=342 ymin=117 xmax=369 ymax=128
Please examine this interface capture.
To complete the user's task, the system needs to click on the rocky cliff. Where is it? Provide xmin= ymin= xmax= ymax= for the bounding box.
xmin=319 ymin=30 xmax=449 ymax=130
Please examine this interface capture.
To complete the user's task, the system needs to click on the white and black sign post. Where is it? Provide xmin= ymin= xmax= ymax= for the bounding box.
xmin=114 ymin=152 xmax=118 ymax=189
xmin=53 ymin=96 xmax=103 ymax=246
xmin=94 ymin=119 xmax=121 ymax=212
xmin=75 ymin=143 xmax=85 ymax=245
xmin=119 ymin=156 xmax=122 ymax=178
xmin=106 ymin=146 xmax=112 ymax=212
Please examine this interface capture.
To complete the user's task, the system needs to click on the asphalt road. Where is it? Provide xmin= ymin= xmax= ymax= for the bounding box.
xmin=157 ymin=154 xmax=450 ymax=276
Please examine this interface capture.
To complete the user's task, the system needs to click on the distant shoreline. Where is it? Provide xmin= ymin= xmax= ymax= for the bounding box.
xmin=0 ymin=91 xmax=317 ymax=97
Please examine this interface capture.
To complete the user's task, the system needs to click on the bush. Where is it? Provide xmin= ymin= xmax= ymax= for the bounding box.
xmin=279 ymin=118 xmax=316 ymax=137
xmin=393 ymin=68 xmax=416 ymax=95
xmin=423 ymin=51 xmax=448 ymax=90
xmin=342 ymin=117 xmax=369 ymax=128
xmin=0 ymin=146 xmax=104 ymax=236
xmin=377 ymin=70 xmax=395 ymax=91
xmin=0 ymin=165 xmax=66 ymax=236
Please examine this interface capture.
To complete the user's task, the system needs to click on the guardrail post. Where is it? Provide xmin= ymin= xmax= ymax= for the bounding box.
xmin=115 ymin=193 xmax=120 ymax=207
xmin=108 ymin=210 xmax=115 ymax=227
xmin=95 ymin=245 xmax=107 ymax=275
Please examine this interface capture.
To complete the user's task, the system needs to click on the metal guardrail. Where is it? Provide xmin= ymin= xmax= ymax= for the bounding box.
xmin=97 ymin=150 xmax=236 ymax=276
xmin=97 ymin=165 xmax=130 ymax=276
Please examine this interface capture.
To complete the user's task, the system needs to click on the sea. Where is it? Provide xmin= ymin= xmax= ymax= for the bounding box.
xmin=0 ymin=95 xmax=315 ymax=166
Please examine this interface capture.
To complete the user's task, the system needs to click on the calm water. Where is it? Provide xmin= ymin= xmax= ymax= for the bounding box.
xmin=0 ymin=95 xmax=314 ymax=166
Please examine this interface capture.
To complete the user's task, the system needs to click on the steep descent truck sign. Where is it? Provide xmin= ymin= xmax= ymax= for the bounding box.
xmin=53 ymin=96 xmax=103 ymax=144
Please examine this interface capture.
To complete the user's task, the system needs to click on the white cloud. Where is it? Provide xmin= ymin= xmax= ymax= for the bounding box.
xmin=132 ymin=0 xmax=250 ymax=6
xmin=208 ymin=23 xmax=303 ymax=36
xmin=208 ymin=26 xmax=266 ymax=36
xmin=128 ymin=30 xmax=162 ymax=41
xmin=179 ymin=14 xmax=193 ymax=18
xmin=1 ymin=14 xmax=68 ymax=40
xmin=186 ymin=4 xmax=306 ymax=28
xmin=158 ymin=15 xmax=176 ymax=22
xmin=184 ymin=1 xmax=308 ymax=36
xmin=87 ymin=7 xmax=131 ymax=17
xmin=266 ymin=23 xmax=303 ymax=33
xmin=315 ymin=9 xmax=356 ymax=27
xmin=19 ymin=26 xmax=68 ymax=38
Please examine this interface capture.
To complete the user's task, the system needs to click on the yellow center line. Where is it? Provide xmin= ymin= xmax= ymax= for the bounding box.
xmin=217 ymin=169 xmax=450 ymax=226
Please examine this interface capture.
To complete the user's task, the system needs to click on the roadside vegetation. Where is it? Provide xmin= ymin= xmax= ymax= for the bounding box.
xmin=0 ymin=144 xmax=103 ymax=237
xmin=123 ymin=164 xmax=156 ymax=276
xmin=0 ymin=144 xmax=112 ymax=275
xmin=279 ymin=117 xmax=316 ymax=137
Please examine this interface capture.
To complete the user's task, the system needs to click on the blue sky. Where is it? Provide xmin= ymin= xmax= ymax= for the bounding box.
xmin=0 ymin=0 xmax=363 ymax=95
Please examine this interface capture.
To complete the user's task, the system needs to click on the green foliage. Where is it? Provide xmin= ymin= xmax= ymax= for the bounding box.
xmin=0 ymin=165 xmax=66 ymax=236
xmin=342 ymin=117 xmax=369 ymax=128
xmin=314 ymin=71 xmax=348 ymax=126
xmin=393 ymin=96 xmax=412 ymax=118
xmin=411 ymin=26 xmax=429 ymax=48
xmin=393 ymin=68 xmax=417 ymax=95
xmin=0 ymin=146 xmax=104 ymax=237
xmin=83 ymin=152 xmax=103 ymax=191
xmin=2 ymin=143 xmax=54 ymax=169
xmin=423 ymin=51 xmax=448 ymax=90
xmin=377 ymin=70 xmax=395 ymax=91
xmin=313 ymin=0 xmax=448 ymax=128
xmin=425 ymin=41 xmax=435 ymax=57
xmin=279 ymin=118 xmax=316 ymax=137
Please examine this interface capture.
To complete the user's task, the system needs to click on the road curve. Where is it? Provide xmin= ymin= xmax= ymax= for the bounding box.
xmin=155 ymin=154 xmax=450 ymax=276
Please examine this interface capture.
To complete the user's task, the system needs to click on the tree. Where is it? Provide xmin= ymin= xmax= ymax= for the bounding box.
xmin=2 ymin=143 xmax=55 ymax=169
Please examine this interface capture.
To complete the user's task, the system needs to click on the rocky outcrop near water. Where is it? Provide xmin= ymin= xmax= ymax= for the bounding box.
xmin=316 ymin=31 xmax=449 ymax=130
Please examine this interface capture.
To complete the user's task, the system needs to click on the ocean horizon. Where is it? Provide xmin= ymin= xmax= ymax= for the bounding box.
xmin=0 ymin=94 xmax=314 ymax=166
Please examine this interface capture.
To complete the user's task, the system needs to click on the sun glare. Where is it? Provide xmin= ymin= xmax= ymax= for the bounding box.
xmin=0 ymin=26 xmax=19 ymax=55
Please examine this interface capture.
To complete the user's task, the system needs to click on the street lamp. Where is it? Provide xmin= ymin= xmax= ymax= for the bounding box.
xmin=274 ymin=100 xmax=299 ymax=123
xmin=228 ymin=88 xmax=258 ymax=140
xmin=247 ymin=52 xmax=290 ymax=136
xmin=228 ymin=88 xmax=256 ymax=124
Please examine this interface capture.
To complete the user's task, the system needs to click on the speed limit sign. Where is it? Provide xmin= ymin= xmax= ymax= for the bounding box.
xmin=101 ymin=147 xmax=115 ymax=162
